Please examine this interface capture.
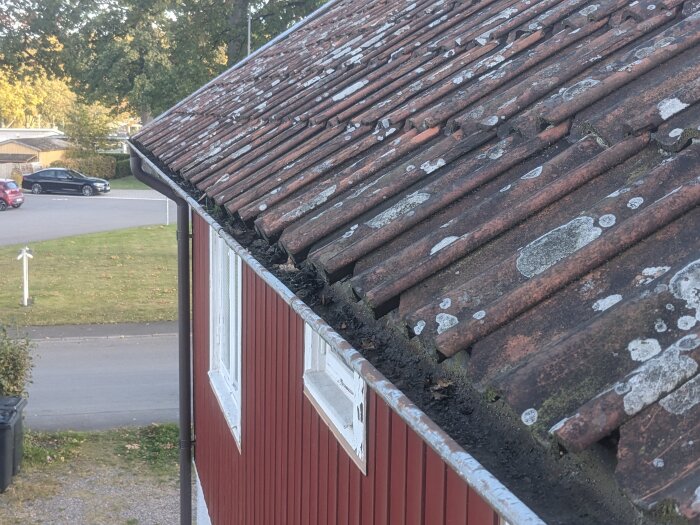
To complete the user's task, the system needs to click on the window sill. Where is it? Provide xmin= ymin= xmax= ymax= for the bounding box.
xmin=208 ymin=369 xmax=242 ymax=452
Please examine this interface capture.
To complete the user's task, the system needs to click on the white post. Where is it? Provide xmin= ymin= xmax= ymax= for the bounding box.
xmin=166 ymin=197 xmax=170 ymax=226
xmin=17 ymin=246 xmax=33 ymax=307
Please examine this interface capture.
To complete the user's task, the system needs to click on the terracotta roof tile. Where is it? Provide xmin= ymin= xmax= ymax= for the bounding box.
xmin=134 ymin=0 xmax=700 ymax=518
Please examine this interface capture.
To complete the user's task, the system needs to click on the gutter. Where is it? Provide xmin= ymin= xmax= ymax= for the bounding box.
xmin=128 ymin=142 xmax=545 ymax=525
xmin=129 ymin=152 xmax=193 ymax=525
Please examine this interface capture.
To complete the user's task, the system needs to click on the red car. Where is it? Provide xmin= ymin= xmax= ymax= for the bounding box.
xmin=0 ymin=179 xmax=24 ymax=211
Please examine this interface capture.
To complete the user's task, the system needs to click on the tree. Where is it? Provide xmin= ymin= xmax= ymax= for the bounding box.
xmin=63 ymin=101 xmax=116 ymax=149
xmin=0 ymin=71 xmax=76 ymax=127
xmin=0 ymin=0 xmax=324 ymax=122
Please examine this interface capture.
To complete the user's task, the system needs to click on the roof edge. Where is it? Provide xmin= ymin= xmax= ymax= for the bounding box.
xmin=142 ymin=0 xmax=345 ymax=130
xmin=128 ymin=141 xmax=545 ymax=525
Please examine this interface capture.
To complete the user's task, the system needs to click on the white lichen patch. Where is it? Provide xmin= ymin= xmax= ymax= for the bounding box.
xmin=258 ymin=203 xmax=268 ymax=212
xmin=562 ymin=78 xmax=601 ymax=103
xmin=652 ymin=457 xmax=664 ymax=468
xmin=332 ymin=80 xmax=368 ymax=102
xmin=516 ymin=217 xmax=602 ymax=278
xmin=366 ymin=192 xmax=431 ymax=229
xmin=520 ymin=166 xmax=543 ymax=179
xmin=655 ymin=319 xmax=668 ymax=333
xmin=669 ymin=128 xmax=684 ymax=138
xmin=628 ymin=338 xmax=662 ymax=362
xmin=627 ymin=197 xmax=644 ymax=209
xmin=618 ymin=335 xmax=700 ymax=416
xmin=607 ymin=187 xmax=630 ymax=198
xmin=436 ymin=312 xmax=458 ymax=334
xmin=413 ymin=320 xmax=426 ymax=336
xmin=282 ymin=184 xmax=337 ymax=222
xmin=440 ymin=298 xmax=452 ymax=309
xmin=637 ymin=266 xmax=671 ymax=286
xmin=659 ymin=375 xmax=700 ymax=415
xmin=481 ymin=115 xmax=499 ymax=127
xmin=500 ymin=184 xmax=512 ymax=192
xmin=657 ymin=98 xmax=689 ymax=120
xmin=579 ymin=4 xmax=599 ymax=16
xmin=342 ymin=224 xmax=359 ymax=239
xmin=430 ymin=236 xmax=459 ymax=255
xmin=420 ymin=158 xmax=446 ymax=174
xmin=472 ymin=310 xmax=486 ymax=320
xmin=678 ymin=316 xmax=697 ymax=330
xmin=521 ymin=408 xmax=538 ymax=426
xmin=232 ymin=144 xmax=252 ymax=160
xmin=599 ymin=214 xmax=616 ymax=228
xmin=670 ymin=259 xmax=700 ymax=319
xmin=592 ymin=294 xmax=622 ymax=312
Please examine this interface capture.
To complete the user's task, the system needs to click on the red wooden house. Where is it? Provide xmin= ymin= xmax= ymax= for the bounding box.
xmin=130 ymin=0 xmax=700 ymax=523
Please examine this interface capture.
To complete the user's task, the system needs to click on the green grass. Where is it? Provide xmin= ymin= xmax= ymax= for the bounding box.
xmin=0 ymin=225 xmax=178 ymax=326
xmin=23 ymin=424 xmax=179 ymax=476
xmin=23 ymin=430 xmax=87 ymax=467
xmin=108 ymin=176 xmax=149 ymax=190
xmin=115 ymin=424 xmax=180 ymax=476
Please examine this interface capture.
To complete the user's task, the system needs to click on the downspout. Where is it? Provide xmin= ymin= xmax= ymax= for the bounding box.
xmin=129 ymin=150 xmax=193 ymax=525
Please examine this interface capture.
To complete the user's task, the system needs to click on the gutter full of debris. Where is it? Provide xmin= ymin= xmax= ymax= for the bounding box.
xmin=128 ymin=142 xmax=546 ymax=525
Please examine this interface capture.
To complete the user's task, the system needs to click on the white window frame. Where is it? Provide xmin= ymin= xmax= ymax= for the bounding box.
xmin=303 ymin=323 xmax=367 ymax=473
xmin=208 ymin=228 xmax=243 ymax=449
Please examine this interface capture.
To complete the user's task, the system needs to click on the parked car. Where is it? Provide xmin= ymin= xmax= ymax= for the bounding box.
xmin=0 ymin=179 xmax=24 ymax=210
xmin=21 ymin=168 xmax=110 ymax=196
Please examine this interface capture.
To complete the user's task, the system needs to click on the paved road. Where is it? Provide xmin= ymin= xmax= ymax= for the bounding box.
xmin=0 ymin=189 xmax=176 ymax=246
xmin=24 ymin=322 xmax=179 ymax=431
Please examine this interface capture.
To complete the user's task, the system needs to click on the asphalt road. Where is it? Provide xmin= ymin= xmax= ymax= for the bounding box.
xmin=0 ymin=189 xmax=176 ymax=246
xmin=24 ymin=322 xmax=179 ymax=431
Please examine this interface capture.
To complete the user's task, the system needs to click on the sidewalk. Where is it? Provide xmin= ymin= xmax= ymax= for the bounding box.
xmin=17 ymin=321 xmax=178 ymax=340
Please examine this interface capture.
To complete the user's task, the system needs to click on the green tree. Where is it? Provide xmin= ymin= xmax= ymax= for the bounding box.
xmin=63 ymin=102 xmax=116 ymax=150
xmin=0 ymin=0 xmax=324 ymax=122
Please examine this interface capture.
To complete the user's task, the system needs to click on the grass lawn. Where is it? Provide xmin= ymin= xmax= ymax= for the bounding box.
xmin=0 ymin=225 xmax=178 ymax=326
xmin=108 ymin=176 xmax=149 ymax=190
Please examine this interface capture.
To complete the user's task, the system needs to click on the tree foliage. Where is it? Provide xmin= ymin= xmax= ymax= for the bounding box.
xmin=0 ymin=71 xmax=76 ymax=127
xmin=0 ymin=0 xmax=324 ymax=121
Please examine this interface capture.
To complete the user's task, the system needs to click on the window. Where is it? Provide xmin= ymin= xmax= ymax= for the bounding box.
xmin=303 ymin=323 xmax=367 ymax=472
xmin=209 ymin=229 xmax=243 ymax=447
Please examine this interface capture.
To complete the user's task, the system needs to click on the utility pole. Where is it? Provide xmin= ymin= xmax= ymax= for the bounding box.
xmin=247 ymin=13 xmax=252 ymax=55
xmin=16 ymin=246 xmax=33 ymax=307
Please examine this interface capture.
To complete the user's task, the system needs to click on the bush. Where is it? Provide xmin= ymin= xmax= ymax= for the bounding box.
xmin=115 ymin=159 xmax=132 ymax=179
xmin=51 ymin=155 xmax=117 ymax=180
xmin=0 ymin=326 xmax=33 ymax=397
xmin=9 ymin=168 xmax=23 ymax=187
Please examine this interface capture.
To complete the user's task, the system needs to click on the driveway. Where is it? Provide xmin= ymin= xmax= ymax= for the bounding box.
xmin=24 ymin=322 xmax=179 ymax=431
xmin=0 ymin=190 xmax=176 ymax=246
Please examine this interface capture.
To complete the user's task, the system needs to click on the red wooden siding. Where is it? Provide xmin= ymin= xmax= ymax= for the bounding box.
xmin=191 ymin=213 xmax=500 ymax=525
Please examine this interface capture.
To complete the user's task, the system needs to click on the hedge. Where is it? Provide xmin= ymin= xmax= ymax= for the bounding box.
xmin=115 ymin=158 xmax=132 ymax=179
xmin=51 ymin=155 xmax=117 ymax=180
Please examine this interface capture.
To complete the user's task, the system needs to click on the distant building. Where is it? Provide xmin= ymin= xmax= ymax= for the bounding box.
xmin=0 ymin=137 xmax=72 ymax=167
xmin=0 ymin=128 xmax=62 ymax=142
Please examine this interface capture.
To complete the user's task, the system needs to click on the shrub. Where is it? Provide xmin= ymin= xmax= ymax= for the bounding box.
xmin=115 ymin=159 xmax=132 ymax=179
xmin=0 ymin=326 xmax=33 ymax=397
xmin=9 ymin=168 xmax=23 ymax=186
xmin=51 ymin=154 xmax=117 ymax=180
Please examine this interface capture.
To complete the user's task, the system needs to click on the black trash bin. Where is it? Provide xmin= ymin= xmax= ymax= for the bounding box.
xmin=0 ymin=407 xmax=17 ymax=493
xmin=0 ymin=396 xmax=27 ymax=486
xmin=0 ymin=397 xmax=27 ymax=476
